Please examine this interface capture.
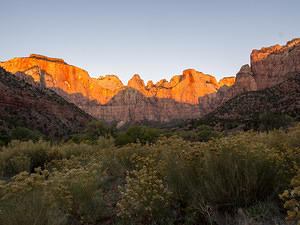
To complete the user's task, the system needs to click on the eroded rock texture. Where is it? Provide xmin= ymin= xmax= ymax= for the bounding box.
xmin=1 ymin=38 xmax=299 ymax=122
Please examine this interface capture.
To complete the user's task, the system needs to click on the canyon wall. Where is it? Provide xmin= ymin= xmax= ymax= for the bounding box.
xmin=1 ymin=38 xmax=299 ymax=123
xmin=0 ymin=54 xmax=234 ymax=122
xmin=199 ymin=38 xmax=300 ymax=115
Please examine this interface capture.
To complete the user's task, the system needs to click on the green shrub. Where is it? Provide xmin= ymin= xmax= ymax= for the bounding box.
xmin=178 ymin=125 xmax=221 ymax=142
xmin=260 ymin=112 xmax=294 ymax=132
xmin=0 ymin=132 xmax=10 ymax=146
xmin=0 ymin=141 xmax=62 ymax=177
xmin=200 ymin=135 xmax=278 ymax=207
xmin=11 ymin=127 xmax=41 ymax=142
xmin=115 ymin=125 xmax=161 ymax=146
xmin=196 ymin=125 xmax=221 ymax=142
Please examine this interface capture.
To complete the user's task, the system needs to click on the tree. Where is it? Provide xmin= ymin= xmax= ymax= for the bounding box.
xmin=115 ymin=126 xmax=161 ymax=146
xmin=196 ymin=125 xmax=221 ymax=142
xmin=11 ymin=127 xmax=40 ymax=142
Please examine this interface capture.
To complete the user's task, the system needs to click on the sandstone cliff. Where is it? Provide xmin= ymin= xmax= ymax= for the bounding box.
xmin=251 ymin=38 xmax=300 ymax=89
xmin=0 ymin=55 xmax=123 ymax=105
xmin=199 ymin=38 xmax=300 ymax=115
xmin=193 ymin=73 xmax=300 ymax=131
xmin=1 ymin=38 xmax=299 ymax=123
xmin=0 ymin=54 xmax=234 ymax=122
xmin=0 ymin=67 xmax=93 ymax=138
xmin=0 ymin=55 xmax=234 ymax=106
xmin=127 ymin=69 xmax=225 ymax=104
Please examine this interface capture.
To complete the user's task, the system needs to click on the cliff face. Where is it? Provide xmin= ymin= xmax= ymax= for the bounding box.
xmin=250 ymin=38 xmax=300 ymax=89
xmin=1 ymin=38 xmax=299 ymax=123
xmin=199 ymin=38 xmax=300 ymax=115
xmin=0 ymin=54 xmax=235 ymax=122
xmin=0 ymin=67 xmax=93 ymax=138
xmin=195 ymin=73 xmax=300 ymax=131
xmin=89 ymin=88 xmax=203 ymax=122
xmin=0 ymin=55 xmax=234 ymax=107
xmin=0 ymin=55 xmax=123 ymax=105
xmin=127 ymin=69 xmax=226 ymax=104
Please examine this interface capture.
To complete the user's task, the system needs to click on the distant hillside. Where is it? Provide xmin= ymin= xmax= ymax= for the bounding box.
xmin=189 ymin=74 xmax=300 ymax=131
xmin=0 ymin=67 xmax=93 ymax=139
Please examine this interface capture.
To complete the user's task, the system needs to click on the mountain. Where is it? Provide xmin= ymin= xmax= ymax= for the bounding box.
xmin=0 ymin=38 xmax=299 ymax=124
xmin=0 ymin=67 xmax=93 ymax=139
xmin=198 ymin=38 xmax=300 ymax=115
xmin=191 ymin=73 xmax=300 ymax=131
xmin=0 ymin=54 xmax=234 ymax=122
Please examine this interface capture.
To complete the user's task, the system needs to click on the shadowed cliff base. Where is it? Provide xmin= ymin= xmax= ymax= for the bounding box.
xmin=50 ymin=86 xmax=204 ymax=123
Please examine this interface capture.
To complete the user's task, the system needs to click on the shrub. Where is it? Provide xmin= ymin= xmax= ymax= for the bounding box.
xmin=0 ymin=141 xmax=62 ymax=177
xmin=260 ymin=112 xmax=294 ymax=132
xmin=196 ymin=125 xmax=221 ymax=142
xmin=11 ymin=127 xmax=41 ymax=142
xmin=0 ymin=162 xmax=111 ymax=225
xmin=0 ymin=132 xmax=10 ymax=146
xmin=0 ymin=169 xmax=70 ymax=225
xmin=117 ymin=155 xmax=172 ymax=223
xmin=178 ymin=125 xmax=221 ymax=142
xmin=279 ymin=171 xmax=300 ymax=224
xmin=115 ymin=125 xmax=161 ymax=146
xmin=200 ymin=135 xmax=279 ymax=207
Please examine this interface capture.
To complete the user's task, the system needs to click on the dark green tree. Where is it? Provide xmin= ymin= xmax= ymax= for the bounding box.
xmin=11 ymin=127 xmax=40 ymax=142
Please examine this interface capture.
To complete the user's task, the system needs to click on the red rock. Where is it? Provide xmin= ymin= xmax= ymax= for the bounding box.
xmin=3 ymin=37 xmax=299 ymax=123
xmin=250 ymin=38 xmax=300 ymax=89
xmin=0 ymin=67 xmax=92 ymax=138
xmin=219 ymin=77 xmax=235 ymax=87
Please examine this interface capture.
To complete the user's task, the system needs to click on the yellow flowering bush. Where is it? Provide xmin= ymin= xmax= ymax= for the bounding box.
xmin=0 ymin=158 xmax=110 ymax=225
xmin=0 ymin=123 xmax=298 ymax=225
xmin=280 ymin=171 xmax=300 ymax=224
xmin=117 ymin=154 xmax=172 ymax=223
xmin=0 ymin=168 xmax=71 ymax=225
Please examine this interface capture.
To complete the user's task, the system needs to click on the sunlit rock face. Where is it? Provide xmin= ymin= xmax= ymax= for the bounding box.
xmin=0 ymin=55 xmax=234 ymax=106
xmin=1 ymin=38 xmax=299 ymax=122
xmin=218 ymin=77 xmax=235 ymax=87
xmin=127 ymin=69 xmax=224 ymax=104
xmin=0 ymin=54 xmax=233 ymax=121
xmin=0 ymin=67 xmax=92 ymax=138
xmin=90 ymin=88 xmax=203 ymax=123
xmin=0 ymin=55 xmax=124 ymax=105
xmin=198 ymin=64 xmax=257 ymax=114
xmin=96 ymin=75 xmax=124 ymax=91
xmin=199 ymin=38 xmax=300 ymax=115
xmin=250 ymin=38 xmax=300 ymax=89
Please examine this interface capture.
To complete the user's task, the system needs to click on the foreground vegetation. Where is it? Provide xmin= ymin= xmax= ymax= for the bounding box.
xmin=0 ymin=123 xmax=299 ymax=225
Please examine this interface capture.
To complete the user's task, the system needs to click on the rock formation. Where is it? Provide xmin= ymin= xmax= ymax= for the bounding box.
xmin=0 ymin=55 xmax=123 ymax=105
xmin=250 ymin=38 xmax=300 ymax=89
xmin=218 ymin=77 xmax=235 ymax=87
xmin=1 ymin=38 xmax=299 ymax=123
xmin=195 ymin=73 xmax=300 ymax=131
xmin=199 ymin=38 xmax=300 ymax=115
xmin=0 ymin=54 xmax=235 ymax=122
xmin=127 ymin=69 xmax=223 ymax=104
xmin=0 ymin=67 xmax=93 ymax=138
xmin=0 ymin=55 xmax=234 ymax=107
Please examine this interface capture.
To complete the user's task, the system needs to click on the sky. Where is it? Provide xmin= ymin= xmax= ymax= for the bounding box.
xmin=1 ymin=0 xmax=300 ymax=84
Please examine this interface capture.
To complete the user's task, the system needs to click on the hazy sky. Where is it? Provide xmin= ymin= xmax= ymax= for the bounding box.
xmin=1 ymin=0 xmax=299 ymax=84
